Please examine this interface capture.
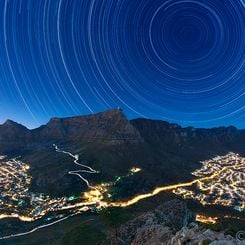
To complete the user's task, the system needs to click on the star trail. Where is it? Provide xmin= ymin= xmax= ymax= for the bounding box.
xmin=0 ymin=0 xmax=244 ymax=128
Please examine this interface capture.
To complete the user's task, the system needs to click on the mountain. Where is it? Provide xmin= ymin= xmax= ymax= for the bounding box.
xmin=0 ymin=120 xmax=31 ymax=152
xmin=0 ymin=119 xmax=29 ymax=140
xmin=33 ymin=108 xmax=143 ymax=144
xmin=131 ymin=118 xmax=245 ymax=159
xmin=0 ymin=109 xmax=143 ymax=146
xmin=0 ymin=109 xmax=244 ymax=196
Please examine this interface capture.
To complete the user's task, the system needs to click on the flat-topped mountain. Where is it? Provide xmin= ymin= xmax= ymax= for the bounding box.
xmin=0 ymin=109 xmax=143 ymax=146
xmin=0 ymin=109 xmax=244 ymax=196
xmin=35 ymin=108 xmax=143 ymax=144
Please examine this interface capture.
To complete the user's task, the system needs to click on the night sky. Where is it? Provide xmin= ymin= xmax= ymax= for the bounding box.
xmin=0 ymin=0 xmax=244 ymax=129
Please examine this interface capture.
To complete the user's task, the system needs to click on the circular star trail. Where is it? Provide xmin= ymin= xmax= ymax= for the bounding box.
xmin=0 ymin=0 xmax=244 ymax=128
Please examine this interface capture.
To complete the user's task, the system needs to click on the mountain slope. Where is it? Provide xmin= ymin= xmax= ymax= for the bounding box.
xmin=0 ymin=109 xmax=244 ymax=197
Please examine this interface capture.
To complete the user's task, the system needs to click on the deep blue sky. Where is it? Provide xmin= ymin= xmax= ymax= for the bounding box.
xmin=0 ymin=0 xmax=244 ymax=129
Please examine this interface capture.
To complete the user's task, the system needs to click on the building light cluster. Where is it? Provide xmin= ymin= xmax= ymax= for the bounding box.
xmin=173 ymin=153 xmax=245 ymax=210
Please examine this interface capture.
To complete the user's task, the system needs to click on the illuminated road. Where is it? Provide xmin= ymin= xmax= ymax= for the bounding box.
xmin=111 ymin=154 xmax=244 ymax=208
xmin=0 ymin=152 xmax=244 ymax=240
xmin=0 ymin=215 xmax=94 ymax=240
xmin=54 ymin=144 xmax=98 ymax=189
xmin=0 ymin=214 xmax=75 ymax=239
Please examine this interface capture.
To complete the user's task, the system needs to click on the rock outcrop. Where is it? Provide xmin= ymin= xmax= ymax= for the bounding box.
xmin=104 ymin=199 xmax=194 ymax=245
xmin=104 ymin=200 xmax=242 ymax=245
xmin=169 ymin=223 xmax=242 ymax=245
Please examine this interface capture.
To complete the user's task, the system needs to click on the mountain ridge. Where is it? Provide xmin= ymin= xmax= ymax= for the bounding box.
xmin=0 ymin=108 xmax=144 ymax=145
xmin=1 ymin=108 xmax=244 ymax=131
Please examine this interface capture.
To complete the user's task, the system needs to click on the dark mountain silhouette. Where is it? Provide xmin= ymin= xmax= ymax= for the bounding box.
xmin=0 ymin=119 xmax=29 ymax=141
xmin=0 ymin=109 xmax=142 ymax=146
xmin=0 ymin=109 xmax=244 ymax=196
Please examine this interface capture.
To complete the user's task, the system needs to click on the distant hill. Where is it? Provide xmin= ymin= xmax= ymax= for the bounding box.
xmin=0 ymin=109 xmax=244 ymax=197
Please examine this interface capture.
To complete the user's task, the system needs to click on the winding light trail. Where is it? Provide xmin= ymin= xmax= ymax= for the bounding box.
xmin=0 ymin=214 xmax=93 ymax=240
xmin=53 ymin=144 xmax=98 ymax=189
xmin=0 ymin=214 xmax=75 ymax=240
xmin=111 ymin=160 xmax=244 ymax=207
xmin=0 ymin=145 xmax=99 ymax=240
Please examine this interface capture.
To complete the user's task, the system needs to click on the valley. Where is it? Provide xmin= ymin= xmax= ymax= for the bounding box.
xmin=0 ymin=145 xmax=244 ymax=240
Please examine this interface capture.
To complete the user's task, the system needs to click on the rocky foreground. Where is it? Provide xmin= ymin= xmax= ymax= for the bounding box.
xmin=104 ymin=200 xmax=242 ymax=245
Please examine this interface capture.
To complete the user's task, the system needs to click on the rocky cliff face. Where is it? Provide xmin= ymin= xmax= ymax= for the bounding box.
xmin=104 ymin=199 xmax=194 ymax=245
xmin=40 ymin=109 xmax=143 ymax=144
xmin=169 ymin=224 xmax=243 ymax=245
xmin=104 ymin=200 xmax=242 ymax=245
